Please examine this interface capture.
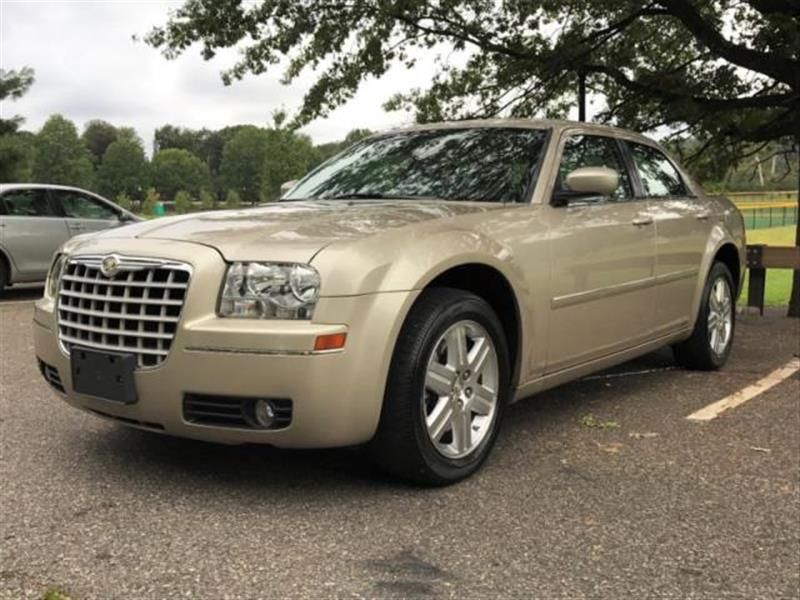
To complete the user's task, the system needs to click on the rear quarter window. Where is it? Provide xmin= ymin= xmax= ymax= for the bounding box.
xmin=0 ymin=189 xmax=54 ymax=216
xmin=628 ymin=143 xmax=688 ymax=197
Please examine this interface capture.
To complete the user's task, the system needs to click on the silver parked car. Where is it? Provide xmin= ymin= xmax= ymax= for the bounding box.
xmin=0 ymin=184 xmax=139 ymax=291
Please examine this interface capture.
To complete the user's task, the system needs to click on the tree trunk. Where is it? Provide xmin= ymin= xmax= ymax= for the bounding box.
xmin=788 ymin=139 xmax=800 ymax=318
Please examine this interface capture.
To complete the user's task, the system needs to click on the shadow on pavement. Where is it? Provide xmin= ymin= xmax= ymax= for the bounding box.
xmin=65 ymin=347 xmax=679 ymax=493
xmin=0 ymin=284 xmax=44 ymax=303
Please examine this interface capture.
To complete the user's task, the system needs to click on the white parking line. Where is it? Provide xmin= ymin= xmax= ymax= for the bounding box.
xmin=686 ymin=357 xmax=800 ymax=422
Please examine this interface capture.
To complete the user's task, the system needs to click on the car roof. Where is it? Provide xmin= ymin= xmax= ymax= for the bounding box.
xmin=383 ymin=118 xmax=661 ymax=147
xmin=0 ymin=183 xmax=100 ymax=194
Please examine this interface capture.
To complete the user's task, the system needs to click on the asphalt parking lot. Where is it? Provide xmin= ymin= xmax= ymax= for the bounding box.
xmin=1 ymin=287 xmax=798 ymax=599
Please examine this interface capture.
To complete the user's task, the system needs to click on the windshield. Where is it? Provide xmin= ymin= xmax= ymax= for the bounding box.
xmin=285 ymin=127 xmax=548 ymax=204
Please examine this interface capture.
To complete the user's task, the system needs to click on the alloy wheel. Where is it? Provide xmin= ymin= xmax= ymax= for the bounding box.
xmin=422 ymin=320 xmax=499 ymax=459
xmin=707 ymin=276 xmax=733 ymax=356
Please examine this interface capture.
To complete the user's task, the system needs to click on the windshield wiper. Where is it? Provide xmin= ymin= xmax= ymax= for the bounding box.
xmin=322 ymin=192 xmax=390 ymax=200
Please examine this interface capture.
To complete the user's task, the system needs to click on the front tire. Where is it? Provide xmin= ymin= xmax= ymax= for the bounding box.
xmin=371 ymin=288 xmax=511 ymax=485
xmin=673 ymin=262 xmax=735 ymax=370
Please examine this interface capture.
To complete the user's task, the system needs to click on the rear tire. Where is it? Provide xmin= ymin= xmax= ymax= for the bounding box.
xmin=673 ymin=262 xmax=735 ymax=371
xmin=0 ymin=259 xmax=8 ymax=294
xmin=370 ymin=288 xmax=511 ymax=485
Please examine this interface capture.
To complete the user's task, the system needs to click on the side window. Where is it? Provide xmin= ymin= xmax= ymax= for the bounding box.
xmin=57 ymin=191 xmax=118 ymax=220
xmin=628 ymin=143 xmax=687 ymax=197
xmin=0 ymin=189 xmax=55 ymax=216
xmin=557 ymin=135 xmax=633 ymax=200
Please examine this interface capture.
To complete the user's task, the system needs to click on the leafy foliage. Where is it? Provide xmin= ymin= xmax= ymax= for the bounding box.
xmin=32 ymin=115 xmax=94 ymax=188
xmin=219 ymin=126 xmax=271 ymax=204
xmin=96 ymin=137 xmax=149 ymax=200
xmin=150 ymin=148 xmax=211 ymax=199
xmin=224 ymin=189 xmax=241 ymax=209
xmin=114 ymin=192 xmax=133 ymax=211
xmin=174 ymin=190 xmax=193 ymax=214
xmin=154 ymin=124 xmax=246 ymax=177
xmin=262 ymin=128 xmax=317 ymax=200
xmin=147 ymin=0 xmax=799 ymax=166
xmin=0 ymin=133 xmax=35 ymax=183
xmin=0 ymin=67 xmax=35 ymax=135
xmin=142 ymin=187 xmax=160 ymax=215
xmin=82 ymin=120 xmax=119 ymax=164
xmin=199 ymin=188 xmax=215 ymax=210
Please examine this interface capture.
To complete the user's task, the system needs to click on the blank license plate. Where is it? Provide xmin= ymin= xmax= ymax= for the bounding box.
xmin=70 ymin=347 xmax=137 ymax=404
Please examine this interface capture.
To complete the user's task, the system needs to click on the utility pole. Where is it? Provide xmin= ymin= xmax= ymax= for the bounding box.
xmin=578 ymin=69 xmax=586 ymax=122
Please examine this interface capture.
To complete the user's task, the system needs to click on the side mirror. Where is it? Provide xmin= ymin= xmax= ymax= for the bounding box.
xmin=552 ymin=167 xmax=619 ymax=206
xmin=566 ymin=166 xmax=619 ymax=195
xmin=119 ymin=212 xmax=135 ymax=223
xmin=280 ymin=179 xmax=299 ymax=197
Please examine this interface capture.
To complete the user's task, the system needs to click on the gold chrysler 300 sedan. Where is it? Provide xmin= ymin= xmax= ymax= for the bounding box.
xmin=33 ymin=120 xmax=745 ymax=484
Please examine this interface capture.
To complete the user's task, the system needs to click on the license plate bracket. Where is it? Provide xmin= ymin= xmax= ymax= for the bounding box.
xmin=71 ymin=347 xmax=137 ymax=404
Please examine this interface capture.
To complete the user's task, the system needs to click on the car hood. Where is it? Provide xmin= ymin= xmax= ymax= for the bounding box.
xmin=92 ymin=200 xmax=504 ymax=262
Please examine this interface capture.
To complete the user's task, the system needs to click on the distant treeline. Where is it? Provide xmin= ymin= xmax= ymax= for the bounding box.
xmin=0 ymin=111 xmax=372 ymax=210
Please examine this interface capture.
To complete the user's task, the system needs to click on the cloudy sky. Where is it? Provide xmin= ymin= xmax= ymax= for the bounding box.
xmin=0 ymin=0 xmax=438 ymax=152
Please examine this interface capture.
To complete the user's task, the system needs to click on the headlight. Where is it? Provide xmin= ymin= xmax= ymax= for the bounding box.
xmin=45 ymin=253 xmax=66 ymax=298
xmin=218 ymin=262 xmax=321 ymax=319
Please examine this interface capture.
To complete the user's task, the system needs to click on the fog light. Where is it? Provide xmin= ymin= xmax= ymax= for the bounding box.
xmin=252 ymin=399 xmax=276 ymax=428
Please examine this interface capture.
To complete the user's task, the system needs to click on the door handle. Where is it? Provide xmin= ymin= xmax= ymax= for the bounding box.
xmin=632 ymin=217 xmax=654 ymax=227
xmin=696 ymin=212 xmax=711 ymax=221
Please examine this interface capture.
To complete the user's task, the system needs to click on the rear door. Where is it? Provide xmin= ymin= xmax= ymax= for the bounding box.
xmin=54 ymin=189 xmax=122 ymax=236
xmin=624 ymin=142 xmax=712 ymax=333
xmin=0 ymin=188 xmax=71 ymax=279
xmin=544 ymin=133 xmax=657 ymax=373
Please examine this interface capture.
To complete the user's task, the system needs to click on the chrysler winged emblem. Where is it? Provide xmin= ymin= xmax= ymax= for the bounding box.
xmin=100 ymin=254 xmax=121 ymax=278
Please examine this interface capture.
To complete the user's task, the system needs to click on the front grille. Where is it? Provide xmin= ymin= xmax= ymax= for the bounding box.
xmin=183 ymin=394 xmax=293 ymax=429
xmin=38 ymin=359 xmax=65 ymax=393
xmin=57 ymin=256 xmax=191 ymax=368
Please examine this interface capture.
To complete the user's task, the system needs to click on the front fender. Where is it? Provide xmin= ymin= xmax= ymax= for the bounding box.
xmin=312 ymin=227 xmax=528 ymax=297
xmin=688 ymin=211 xmax=746 ymax=328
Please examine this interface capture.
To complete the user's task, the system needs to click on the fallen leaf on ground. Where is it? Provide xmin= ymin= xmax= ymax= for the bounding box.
xmin=629 ymin=432 xmax=659 ymax=439
xmin=595 ymin=441 xmax=624 ymax=454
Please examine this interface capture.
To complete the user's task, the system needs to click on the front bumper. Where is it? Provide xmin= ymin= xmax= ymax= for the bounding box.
xmin=33 ymin=239 xmax=417 ymax=448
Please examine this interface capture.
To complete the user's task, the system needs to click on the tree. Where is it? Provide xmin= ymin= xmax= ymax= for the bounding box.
xmin=224 ymin=189 xmax=241 ymax=209
xmin=32 ymin=115 xmax=94 ymax=188
xmin=219 ymin=126 xmax=270 ymax=204
xmin=174 ymin=190 xmax=193 ymax=214
xmin=262 ymin=128 xmax=317 ymax=200
xmin=115 ymin=192 xmax=132 ymax=211
xmin=149 ymin=1 xmax=800 ymax=315
xmin=0 ymin=67 xmax=35 ymax=135
xmin=154 ymin=124 xmax=236 ymax=176
xmin=314 ymin=128 xmax=374 ymax=165
xmin=96 ymin=136 xmax=149 ymax=200
xmin=142 ymin=187 xmax=160 ymax=216
xmin=199 ymin=189 xmax=215 ymax=210
xmin=0 ymin=67 xmax=36 ymax=181
xmin=0 ymin=133 xmax=35 ymax=183
xmin=150 ymin=148 xmax=211 ymax=199
xmin=82 ymin=120 xmax=119 ymax=164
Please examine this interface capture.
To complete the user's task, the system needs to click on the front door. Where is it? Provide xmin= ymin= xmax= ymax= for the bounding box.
xmin=53 ymin=189 xmax=122 ymax=236
xmin=544 ymin=133 xmax=657 ymax=373
xmin=625 ymin=141 xmax=712 ymax=333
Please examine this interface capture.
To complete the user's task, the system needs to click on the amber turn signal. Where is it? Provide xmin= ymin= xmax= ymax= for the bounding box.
xmin=314 ymin=332 xmax=347 ymax=351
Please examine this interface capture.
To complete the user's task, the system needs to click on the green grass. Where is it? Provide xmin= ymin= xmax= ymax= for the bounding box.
xmin=741 ymin=225 xmax=796 ymax=307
